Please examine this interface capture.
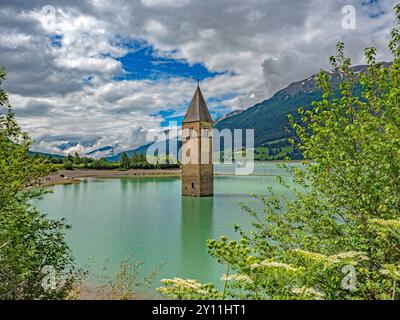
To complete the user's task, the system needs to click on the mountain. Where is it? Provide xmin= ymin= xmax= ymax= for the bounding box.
xmin=215 ymin=63 xmax=390 ymax=147
xmin=105 ymin=143 xmax=153 ymax=162
xmin=215 ymin=108 xmax=245 ymax=123
xmin=84 ymin=146 xmax=114 ymax=159
xmin=57 ymin=141 xmax=79 ymax=151
xmin=85 ymin=146 xmax=114 ymax=155
xmin=215 ymin=75 xmax=322 ymax=147
xmin=28 ymin=151 xmax=65 ymax=159
xmin=105 ymin=139 xmax=184 ymax=162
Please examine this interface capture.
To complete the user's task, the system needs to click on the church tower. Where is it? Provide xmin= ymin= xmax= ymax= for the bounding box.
xmin=182 ymin=85 xmax=214 ymax=197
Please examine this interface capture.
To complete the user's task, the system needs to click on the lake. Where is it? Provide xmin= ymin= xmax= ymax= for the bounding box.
xmin=35 ymin=162 xmax=299 ymax=296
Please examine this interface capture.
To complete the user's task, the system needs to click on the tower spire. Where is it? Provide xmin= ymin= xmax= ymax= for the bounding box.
xmin=182 ymin=85 xmax=213 ymax=124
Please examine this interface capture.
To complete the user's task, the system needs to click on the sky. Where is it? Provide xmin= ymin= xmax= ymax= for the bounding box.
xmin=0 ymin=0 xmax=397 ymax=156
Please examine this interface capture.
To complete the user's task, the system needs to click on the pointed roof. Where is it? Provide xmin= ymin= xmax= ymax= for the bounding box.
xmin=182 ymin=85 xmax=213 ymax=123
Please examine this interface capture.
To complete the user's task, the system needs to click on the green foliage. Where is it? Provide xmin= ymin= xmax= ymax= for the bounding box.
xmin=90 ymin=255 xmax=163 ymax=300
xmin=131 ymin=153 xmax=147 ymax=164
xmin=28 ymin=151 xmax=64 ymax=164
xmin=61 ymin=153 xmax=120 ymax=170
xmin=89 ymin=158 xmax=120 ymax=170
xmin=63 ymin=160 xmax=74 ymax=170
xmin=158 ymin=279 xmax=221 ymax=300
xmin=120 ymin=152 xmax=130 ymax=170
xmin=128 ymin=153 xmax=179 ymax=170
xmin=159 ymin=5 xmax=400 ymax=300
xmin=0 ymin=67 xmax=80 ymax=299
xmin=73 ymin=152 xmax=82 ymax=165
xmin=56 ymin=150 xmax=179 ymax=171
xmin=254 ymin=140 xmax=300 ymax=161
xmin=215 ymin=88 xmax=323 ymax=147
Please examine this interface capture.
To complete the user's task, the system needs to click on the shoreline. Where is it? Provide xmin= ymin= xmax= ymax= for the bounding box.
xmin=41 ymin=169 xmax=181 ymax=187
xmin=41 ymin=161 xmax=306 ymax=187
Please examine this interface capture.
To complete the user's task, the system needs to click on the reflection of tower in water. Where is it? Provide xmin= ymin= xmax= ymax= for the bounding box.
xmin=180 ymin=197 xmax=215 ymax=282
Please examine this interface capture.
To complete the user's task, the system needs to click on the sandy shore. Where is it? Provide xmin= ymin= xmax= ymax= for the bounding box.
xmin=76 ymin=284 xmax=160 ymax=300
xmin=41 ymin=169 xmax=181 ymax=186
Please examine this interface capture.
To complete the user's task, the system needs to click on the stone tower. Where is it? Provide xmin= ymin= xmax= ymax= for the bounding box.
xmin=182 ymin=85 xmax=214 ymax=197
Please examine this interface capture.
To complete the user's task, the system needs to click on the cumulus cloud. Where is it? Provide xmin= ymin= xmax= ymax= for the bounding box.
xmin=0 ymin=0 xmax=397 ymax=155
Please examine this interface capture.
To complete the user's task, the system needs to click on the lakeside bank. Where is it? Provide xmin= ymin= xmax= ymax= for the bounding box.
xmin=42 ymin=169 xmax=182 ymax=186
xmin=41 ymin=161 xmax=307 ymax=187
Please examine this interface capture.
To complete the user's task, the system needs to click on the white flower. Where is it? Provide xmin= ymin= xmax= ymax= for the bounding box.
xmin=220 ymin=274 xmax=254 ymax=284
xmin=160 ymin=278 xmax=208 ymax=294
xmin=251 ymin=260 xmax=297 ymax=272
xmin=328 ymin=251 xmax=369 ymax=264
xmin=292 ymin=286 xmax=325 ymax=300
xmin=292 ymin=249 xmax=328 ymax=262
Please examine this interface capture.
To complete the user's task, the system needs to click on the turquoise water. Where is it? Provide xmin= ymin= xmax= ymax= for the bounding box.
xmin=34 ymin=163 xmax=298 ymax=295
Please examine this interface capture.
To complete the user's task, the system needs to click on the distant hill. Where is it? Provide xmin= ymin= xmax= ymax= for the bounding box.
xmin=84 ymin=146 xmax=114 ymax=159
xmin=215 ymin=80 xmax=322 ymax=147
xmin=105 ymin=140 xmax=183 ymax=162
xmin=28 ymin=151 xmax=65 ymax=159
xmin=215 ymin=108 xmax=245 ymax=123
xmin=105 ymin=143 xmax=153 ymax=162
xmin=85 ymin=146 xmax=114 ymax=155
xmin=57 ymin=141 xmax=79 ymax=151
xmin=214 ymin=70 xmax=329 ymax=147
xmin=215 ymin=63 xmax=390 ymax=147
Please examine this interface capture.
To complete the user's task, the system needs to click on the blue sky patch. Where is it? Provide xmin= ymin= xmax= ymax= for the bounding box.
xmin=48 ymin=34 xmax=63 ymax=48
xmin=114 ymin=39 xmax=236 ymax=127
xmin=151 ymin=106 xmax=226 ymax=127
xmin=160 ymin=115 xmax=184 ymax=127
xmin=361 ymin=0 xmax=385 ymax=18
xmin=115 ymin=40 xmax=223 ymax=81
xmin=156 ymin=108 xmax=227 ymax=127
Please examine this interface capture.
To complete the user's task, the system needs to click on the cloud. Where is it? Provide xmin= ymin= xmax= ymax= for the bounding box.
xmin=141 ymin=0 xmax=190 ymax=8
xmin=13 ymin=101 xmax=54 ymax=117
xmin=0 ymin=0 xmax=397 ymax=155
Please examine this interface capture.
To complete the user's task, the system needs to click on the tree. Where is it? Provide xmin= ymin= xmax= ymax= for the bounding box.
xmin=0 ymin=67 xmax=80 ymax=299
xmin=120 ymin=152 xmax=130 ymax=170
xmin=73 ymin=152 xmax=82 ymax=165
xmin=159 ymin=4 xmax=400 ymax=300
xmin=83 ymin=157 xmax=90 ymax=169
xmin=131 ymin=153 xmax=146 ymax=164
xmin=63 ymin=160 xmax=74 ymax=170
